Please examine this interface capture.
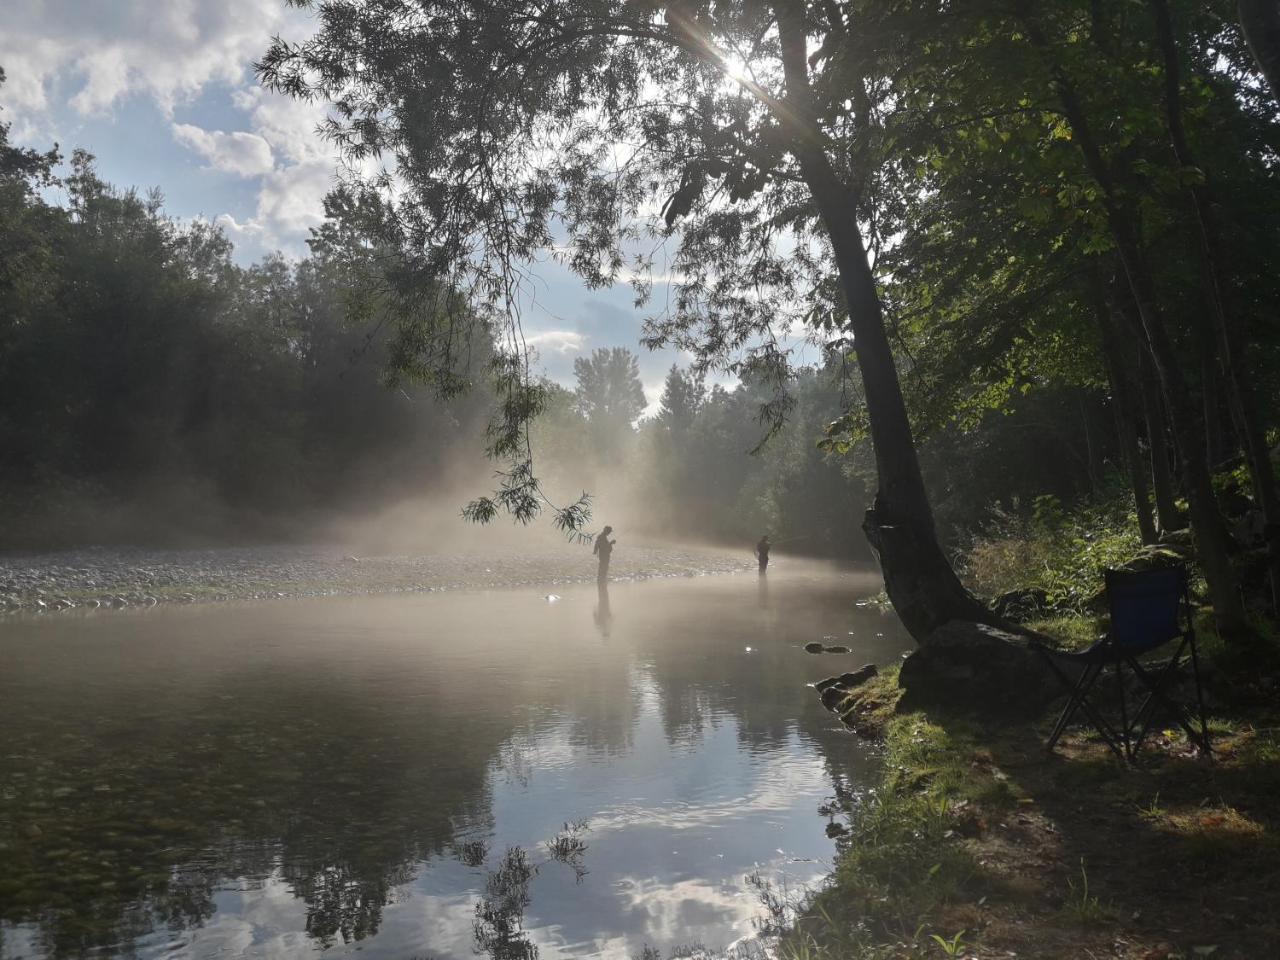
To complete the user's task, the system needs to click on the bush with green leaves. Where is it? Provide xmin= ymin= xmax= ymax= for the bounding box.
xmin=961 ymin=493 xmax=1146 ymax=613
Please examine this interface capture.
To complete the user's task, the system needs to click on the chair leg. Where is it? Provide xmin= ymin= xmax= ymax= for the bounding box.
xmin=1128 ymin=647 xmax=1210 ymax=758
xmin=1045 ymin=660 xmax=1095 ymax=750
xmin=1188 ymin=634 xmax=1212 ymax=758
xmin=1042 ymin=659 xmax=1128 ymax=761
xmin=1128 ymin=639 xmax=1188 ymax=757
xmin=1116 ymin=658 xmax=1131 ymax=760
xmin=1070 ymin=681 xmax=1129 ymax=762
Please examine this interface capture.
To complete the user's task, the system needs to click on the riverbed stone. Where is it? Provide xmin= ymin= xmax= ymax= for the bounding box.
xmin=0 ymin=543 xmax=758 ymax=614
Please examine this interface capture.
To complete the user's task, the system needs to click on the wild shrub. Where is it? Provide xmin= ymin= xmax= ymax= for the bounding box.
xmin=961 ymin=494 xmax=1145 ymax=613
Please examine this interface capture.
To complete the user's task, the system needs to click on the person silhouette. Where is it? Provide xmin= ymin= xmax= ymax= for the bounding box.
xmin=755 ymin=534 xmax=771 ymax=573
xmin=593 ymin=525 xmax=616 ymax=584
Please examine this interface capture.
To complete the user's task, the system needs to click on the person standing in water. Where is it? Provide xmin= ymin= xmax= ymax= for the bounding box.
xmin=755 ymin=534 xmax=771 ymax=573
xmin=594 ymin=525 xmax=616 ymax=583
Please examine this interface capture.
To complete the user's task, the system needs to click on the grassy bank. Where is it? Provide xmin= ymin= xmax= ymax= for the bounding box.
xmin=780 ymin=650 xmax=1280 ymax=960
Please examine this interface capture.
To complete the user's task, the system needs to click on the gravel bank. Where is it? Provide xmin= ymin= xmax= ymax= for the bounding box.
xmin=0 ymin=542 xmax=755 ymax=613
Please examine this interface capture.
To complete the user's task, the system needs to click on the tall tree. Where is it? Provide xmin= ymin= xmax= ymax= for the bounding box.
xmin=573 ymin=346 xmax=646 ymax=460
xmin=655 ymin=364 xmax=706 ymax=438
xmin=259 ymin=0 xmax=1001 ymax=641
xmin=1239 ymin=0 xmax=1280 ymax=103
xmin=865 ymin=0 xmax=1271 ymax=634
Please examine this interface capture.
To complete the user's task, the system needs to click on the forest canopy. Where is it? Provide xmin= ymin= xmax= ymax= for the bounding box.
xmin=257 ymin=0 xmax=1280 ymax=639
xmin=4 ymin=0 xmax=1280 ymax=642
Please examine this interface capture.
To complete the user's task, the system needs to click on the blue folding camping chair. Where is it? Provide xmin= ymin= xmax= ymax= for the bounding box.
xmin=1032 ymin=565 xmax=1211 ymax=761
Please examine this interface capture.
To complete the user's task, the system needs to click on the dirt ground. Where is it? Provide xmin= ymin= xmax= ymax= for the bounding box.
xmin=823 ymin=672 xmax=1280 ymax=960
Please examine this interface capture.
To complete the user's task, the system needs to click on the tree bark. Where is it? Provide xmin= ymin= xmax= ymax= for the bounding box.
xmin=1093 ymin=281 xmax=1158 ymax=544
xmin=1152 ymin=0 xmax=1280 ymax=614
xmin=774 ymin=0 xmax=1001 ymax=641
xmin=1239 ymin=0 xmax=1280 ymax=105
xmin=1137 ymin=346 xmax=1185 ymax=534
xmin=1025 ymin=17 xmax=1248 ymax=634
xmin=1119 ymin=387 xmax=1160 ymax=546
xmin=1202 ymin=352 xmax=1228 ymax=468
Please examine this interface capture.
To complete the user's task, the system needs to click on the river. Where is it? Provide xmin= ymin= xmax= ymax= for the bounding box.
xmin=0 ymin=556 xmax=906 ymax=960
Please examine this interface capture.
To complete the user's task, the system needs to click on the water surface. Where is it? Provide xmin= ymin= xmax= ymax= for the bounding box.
xmin=0 ymin=561 xmax=906 ymax=959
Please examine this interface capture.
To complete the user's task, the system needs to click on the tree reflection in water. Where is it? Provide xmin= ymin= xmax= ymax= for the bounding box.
xmin=0 ymin=571 xmax=903 ymax=959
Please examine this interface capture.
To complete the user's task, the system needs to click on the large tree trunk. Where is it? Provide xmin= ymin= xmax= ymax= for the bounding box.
xmin=1027 ymin=20 xmax=1248 ymax=635
xmin=1118 ymin=388 xmax=1160 ymax=546
xmin=1152 ymin=0 xmax=1280 ymax=614
xmin=1094 ymin=281 xmax=1158 ymax=544
xmin=774 ymin=0 xmax=1000 ymax=641
xmin=1137 ymin=347 xmax=1185 ymax=534
xmin=1202 ymin=353 xmax=1228 ymax=468
xmin=1239 ymin=0 xmax=1280 ymax=105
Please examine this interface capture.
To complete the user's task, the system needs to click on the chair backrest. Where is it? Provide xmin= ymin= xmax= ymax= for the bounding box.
xmin=1105 ymin=566 xmax=1188 ymax=653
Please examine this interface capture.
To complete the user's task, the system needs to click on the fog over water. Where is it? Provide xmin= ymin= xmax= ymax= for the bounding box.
xmin=0 ymin=560 xmax=906 ymax=960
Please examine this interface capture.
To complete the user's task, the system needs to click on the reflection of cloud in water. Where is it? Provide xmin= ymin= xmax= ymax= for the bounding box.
xmin=614 ymin=876 xmax=754 ymax=946
xmin=584 ymin=745 xmax=830 ymax=835
xmin=180 ymin=874 xmax=480 ymax=960
xmin=494 ymin=726 xmax=584 ymax=785
xmin=178 ymin=876 xmax=311 ymax=959
xmin=1 ymin=569 xmax=897 ymax=959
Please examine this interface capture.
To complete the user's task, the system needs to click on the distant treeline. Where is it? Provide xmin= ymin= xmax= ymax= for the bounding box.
xmin=535 ymin=349 xmax=1124 ymax=561
xmin=0 ymin=142 xmax=1120 ymax=558
xmin=0 ymin=80 xmax=1166 ymax=559
xmin=0 ymin=138 xmax=493 ymax=549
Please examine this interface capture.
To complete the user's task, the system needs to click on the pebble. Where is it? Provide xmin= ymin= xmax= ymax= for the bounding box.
xmin=0 ymin=544 xmax=753 ymax=615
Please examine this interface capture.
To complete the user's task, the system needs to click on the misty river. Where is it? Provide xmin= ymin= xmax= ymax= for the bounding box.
xmin=0 ymin=557 xmax=908 ymax=960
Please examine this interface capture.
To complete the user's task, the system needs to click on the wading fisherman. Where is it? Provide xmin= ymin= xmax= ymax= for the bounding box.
xmin=594 ymin=525 xmax=616 ymax=583
xmin=755 ymin=535 xmax=771 ymax=573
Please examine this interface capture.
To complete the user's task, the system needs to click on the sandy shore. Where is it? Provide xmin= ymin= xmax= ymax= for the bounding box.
xmin=0 ymin=541 xmax=755 ymax=613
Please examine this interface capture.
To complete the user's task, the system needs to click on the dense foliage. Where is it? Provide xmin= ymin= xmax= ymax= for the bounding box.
xmin=0 ymin=105 xmax=492 ymax=548
xmin=257 ymin=0 xmax=1280 ymax=637
xmin=8 ymin=0 xmax=1280 ymax=637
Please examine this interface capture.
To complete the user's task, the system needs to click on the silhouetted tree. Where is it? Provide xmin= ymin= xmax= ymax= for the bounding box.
xmin=573 ymin=347 xmax=646 ymax=462
xmin=654 ymin=364 xmax=706 ymax=438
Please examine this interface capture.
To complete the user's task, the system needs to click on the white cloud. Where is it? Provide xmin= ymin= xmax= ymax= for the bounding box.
xmin=172 ymin=123 xmax=274 ymax=177
xmin=0 ymin=0 xmax=333 ymax=258
xmin=0 ymin=0 xmax=307 ymax=120
xmin=231 ymin=86 xmax=332 ymax=165
xmin=213 ymin=158 xmax=335 ymax=257
xmin=527 ymin=331 xmax=586 ymax=356
xmin=255 ymin=160 xmax=335 ymax=234
xmin=641 ymin=379 xmax=666 ymax=418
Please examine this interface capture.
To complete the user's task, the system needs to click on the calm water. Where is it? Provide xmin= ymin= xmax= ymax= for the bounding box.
xmin=0 ymin=561 xmax=907 ymax=960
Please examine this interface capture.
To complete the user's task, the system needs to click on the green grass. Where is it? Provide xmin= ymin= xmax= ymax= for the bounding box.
xmin=776 ymin=677 xmax=1005 ymax=959
xmin=775 ymin=614 xmax=1280 ymax=958
xmin=1058 ymin=859 xmax=1114 ymax=925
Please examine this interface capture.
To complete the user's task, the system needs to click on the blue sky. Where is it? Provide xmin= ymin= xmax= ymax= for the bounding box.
xmin=0 ymin=0 xmax=770 ymax=407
